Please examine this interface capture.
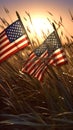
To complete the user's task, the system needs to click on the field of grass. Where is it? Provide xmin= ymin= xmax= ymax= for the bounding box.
xmin=0 ymin=41 xmax=73 ymax=130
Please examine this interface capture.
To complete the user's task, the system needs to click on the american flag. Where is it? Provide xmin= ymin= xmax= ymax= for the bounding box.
xmin=21 ymin=31 xmax=67 ymax=81
xmin=0 ymin=19 xmax=30 ymax=63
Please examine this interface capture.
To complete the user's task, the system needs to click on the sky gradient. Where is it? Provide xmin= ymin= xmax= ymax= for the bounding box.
xmin=0 ymin=0 xmax=73 ymax=43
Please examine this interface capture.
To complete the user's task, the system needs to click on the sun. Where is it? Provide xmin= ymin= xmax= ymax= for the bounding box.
xmin=25 ymin=16 xmax=54 ymax=43
xmin=32 ymin=17 xmax=53 ymax=37
xmin=23 ymin=15 xmax=54 ymax=43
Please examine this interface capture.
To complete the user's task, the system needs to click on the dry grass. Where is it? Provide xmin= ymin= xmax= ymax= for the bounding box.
xmin=0 ymin=42 xmax=73 ymax=130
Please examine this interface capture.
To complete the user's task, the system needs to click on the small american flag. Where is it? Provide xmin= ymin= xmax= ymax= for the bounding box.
xmin=0 ymin=19 xmax=30 ymax=63
xmin=21 ymin=31 xmax=67 ymax=81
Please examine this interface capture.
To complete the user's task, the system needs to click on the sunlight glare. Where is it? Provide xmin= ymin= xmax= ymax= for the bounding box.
xmin=32 ymin=17 xmax=53 ymax=37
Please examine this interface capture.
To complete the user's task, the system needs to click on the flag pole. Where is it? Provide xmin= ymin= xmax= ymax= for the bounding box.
xmin=15 ymin=11 xmax=28 ymax=61
xmin=52 ymin=23 xmax=68 ymax=79
xmin=16 ymin=11 xmax=25 ymax=29
xmin=16 ymin=11 xmax=31 ymax=43
xmin=16 ymin=11 xmax=34 ymax=50
xmin=52 ymin=22 xmax=62 ymax=45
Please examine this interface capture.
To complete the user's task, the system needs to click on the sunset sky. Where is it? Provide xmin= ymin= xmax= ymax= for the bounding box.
xmin=0 ymin=0 xmax=73 ymax=44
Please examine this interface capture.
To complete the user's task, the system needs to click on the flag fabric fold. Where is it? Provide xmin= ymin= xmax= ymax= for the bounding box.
xmin=22 ymin=44 xmax=48 ymax=81
xmin=0 ymin=19 xmax=30 ymax=63
xmin=21 ymin=30 xmax=67 ymax=82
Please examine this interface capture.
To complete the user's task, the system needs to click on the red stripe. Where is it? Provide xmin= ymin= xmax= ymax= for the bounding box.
xmin=22 ymin=51 xmax=48 ymax=79
xmin=49 ymin=54 xmax=67 ymax=65
xmin=23 ymin=54 xmax=36 ymax=70
xmin=39 ymin=67 xmax=47 ymax=81
xmin=0 ymin=36 xmax=29 ymax=50
xmin=27 ymin=54 xmax=46 ymax=73
xmin=0 ymin=43 xmax=28 ymax=63
xmin=28 ymin=58 xmax=42 ymax=74
xmin=27 ymin=51 xmax=48 ymax=74
xmin=34 ymin=63 xmax=44 ymax=78
xmin=56 ymin=60 xmax=68 ymax=66
xmin=0 ymin=37 xmax=8 ymax=45
xmin=0 ymin=31 xmax=5 ymax=38
xmin=23 ymin=53 xmax=36 ymax=66
xmin=31 ymin=52 xmax=48 ymax=76
xmin=51 ymin=49 xmax=64 ymax=58
xmin=0 ymin=41 xmax=10 ymax=50
xmin=35 ymin=64 xmax=47 ymax=81
xmin=0 ymin=37 xmax=29 ymax=56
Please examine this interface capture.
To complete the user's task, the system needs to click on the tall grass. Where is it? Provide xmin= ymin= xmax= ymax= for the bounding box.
xmin=0 ymin=43 xmax=73 ymax=130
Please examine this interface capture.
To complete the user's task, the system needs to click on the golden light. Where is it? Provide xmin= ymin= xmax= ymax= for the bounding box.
xmin=23 ymin=15 xmax=54 ymax=43
xmin=32 ymin=17 xmax=53 ymax=37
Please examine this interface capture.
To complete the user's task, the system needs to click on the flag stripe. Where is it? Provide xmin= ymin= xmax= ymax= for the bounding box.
xmin=27 ymin=51 xmax=48 ymax=74
xmin=49 ymin=55 xmax=67 ymax=65
xmin=48 ymin=48 xmax=67 ymax=65
xmin=0 ymin=36 xmax=8 ymax=45
xmin=34 ymin=63 xmax=45 ymax=80
xmin=0 ymin=43 xmax=28 ymax=63
xmin=23 ymin=54 xmax=36 ymax=70
xmin=0 ymin=35 xmax=29 ymax=54
xmin=0 ymin=33 xmax=28 ymax=48
xmin=0 ymin=40 xmax=29 ymax=59
xmin=22 ymin=50 xmax=48 ymax=76
xmin=29 ymin=51 xmax=48 ymax=75
xmin=0 ymin=30 xmax=5 ymax=38
xmin=56 ymin=60 xmax=68 ymax=66
xmin=34 ymin=63 xmax=47 ymax=81
xmin=37 ymin=66 xmax=47 ymax=81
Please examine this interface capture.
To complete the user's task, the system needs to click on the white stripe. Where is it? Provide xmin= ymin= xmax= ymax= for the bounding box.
xmin=0 ymin=31 xmax=5 ymax=38
xmin=34 ymin=53 xmax=48 ymax=76
xmin=27 ymin=51 xmax=48 ymax=74
xmin=55 ymin=58 xmax=67 ymax=64
xmin=52 ymin=52 xmax=65 ymax=60
xmin=49 ymin=59 xmax=54 ymax=65
xmin=0 ymin=35 xmax=7 ymax=43
xmin=17 ymin=39 xmax=29 ymax=48
xmin=53 ymin=47 xmax=63 ymax=54
xmin=48 ymin=54 xmax=67 ymax=65
xmin=38 ymin=66 xmax=47 ymax=81
xmin=0 ymin=35 xmax=28 ymax=53
xmin=0 ymin=40 xmax=28 ymax=60
xmin=35 ymin=63 xmax=44 ymax=77
xmin=0 ymin=45 xmax=19 ymax=60
xmin=0 ymin=39 xmax=9 ymax=48
xmin=23 ymin=49 xmax=48 ymax=70
xmin=27 ymin=58 xmax=39 ymax=73
xmin=24 ymin=54 xmax=36 ymax=69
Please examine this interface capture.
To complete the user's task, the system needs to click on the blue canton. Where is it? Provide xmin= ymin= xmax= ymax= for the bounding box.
xmin=34 ymin=43 xmax=47 ymax=57
xmin=34 ymin=31 xmax=62 ymax=57
xmin=44 ymin=31 xmax=62 ymax=55
xmin=6 ymin=20 xmax=25 ymax=43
